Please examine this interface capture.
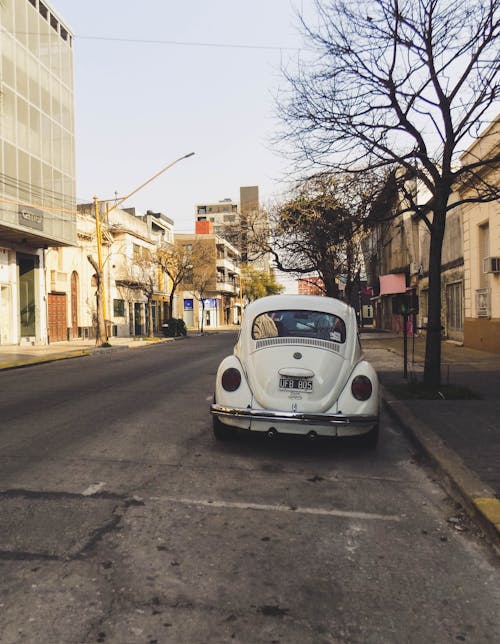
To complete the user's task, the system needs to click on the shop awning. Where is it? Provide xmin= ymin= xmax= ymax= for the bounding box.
xmin=379 ymin=273 xmax=406 ymax=295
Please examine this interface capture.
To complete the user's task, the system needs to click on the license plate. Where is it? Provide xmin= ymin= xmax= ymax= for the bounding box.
xmin=279 ymin=377 xmax=313 ymax=392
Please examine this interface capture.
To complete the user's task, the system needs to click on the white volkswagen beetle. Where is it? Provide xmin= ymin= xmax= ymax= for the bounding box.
xmin=211 ymin=294 xmax=380 ymax=447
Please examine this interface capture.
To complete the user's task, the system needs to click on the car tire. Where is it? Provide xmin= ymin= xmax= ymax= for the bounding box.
xmin=212 ymin=415 xmax=236 ymax=441
xmin=357 ymin=424 xmax=379 ymax=449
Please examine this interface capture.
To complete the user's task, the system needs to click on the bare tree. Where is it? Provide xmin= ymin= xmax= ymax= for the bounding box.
xmin=191 ymin=268 xmax=213 ymax=334
xmin=161 ymin=239 xmax=216 ymax=332
xmin=135 ymin=251 xmax=156 ymax=337
xmin=265 ymin=173 xmax=376 ymax=301
xmin=115 ymin=246 xmax=158 ymax=337
xmin=189 ymin=241 xmax=217 ymax=334
xmin=280 ymin=0 xmax=499 ymax=386
xmin=216 ymin=207 xmax=270 ymax=265
xmin=157 ymin=243 xmax=196 ymax=318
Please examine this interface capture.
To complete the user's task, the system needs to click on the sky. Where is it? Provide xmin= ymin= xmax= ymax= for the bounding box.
xmin=52 ymin=0 xmax=309 ymax=233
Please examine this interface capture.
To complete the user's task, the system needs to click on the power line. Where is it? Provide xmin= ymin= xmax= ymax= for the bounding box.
xmin=0 ymin=172 xmax=71 ymax=202
xmin=8 ymin=32 xmax=302 ymax=52
xmin=74 ymin=35 xmax=302 ymax=52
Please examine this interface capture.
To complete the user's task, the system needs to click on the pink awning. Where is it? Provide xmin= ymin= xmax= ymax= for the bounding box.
xmin=379 ymin=273 xmax=406 ymax=295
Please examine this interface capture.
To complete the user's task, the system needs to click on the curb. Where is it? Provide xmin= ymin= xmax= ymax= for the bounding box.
xmin=0 ymin=350 xmax=91 ymax=371
xmin=0 ymin=338 xmax=176 ymax=371
xmin=381 ymin=386 xmax=500 ymax=556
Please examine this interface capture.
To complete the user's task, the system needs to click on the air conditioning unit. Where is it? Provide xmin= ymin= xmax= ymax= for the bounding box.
xmin=483 ymin=257 xmax=500 ymax=273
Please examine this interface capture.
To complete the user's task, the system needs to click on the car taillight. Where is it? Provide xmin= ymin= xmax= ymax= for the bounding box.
xmin=221 ymin=368 xmax=241 ymax=392
xmin=351 ymin=375 xmax=372 ymax=401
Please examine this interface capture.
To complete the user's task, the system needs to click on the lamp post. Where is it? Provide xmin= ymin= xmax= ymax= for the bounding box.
xmin=91 ymin=152 xmax=195 ymax=346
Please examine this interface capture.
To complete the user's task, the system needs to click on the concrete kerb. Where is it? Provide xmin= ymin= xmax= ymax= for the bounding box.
xmin=381 ymin=386 xmax=500 ymax=556
xmin=0 ymin=349 xmax=92 ymax=371
xmin=0 ymin=336 xmax=180 ymax=372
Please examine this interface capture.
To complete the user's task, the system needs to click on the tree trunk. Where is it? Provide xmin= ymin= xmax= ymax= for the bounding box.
xmin=323 ymin=269 xmax=339 ymax=298
xmin=147 ymin=299 xmax=154 ymax=337
xmin=423 ymin=209 xmax=446 ymax=387
xmin=200 ymin=302 xmax=205 ymax=334
xmin=169 ymin=291 xmax=175 ymax=319
xmin=87 ymin=255 xmax=108 ymax=347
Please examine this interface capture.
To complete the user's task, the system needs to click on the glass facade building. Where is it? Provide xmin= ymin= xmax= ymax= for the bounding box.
xmin=0 ymin=0 xmax=76 ymax=344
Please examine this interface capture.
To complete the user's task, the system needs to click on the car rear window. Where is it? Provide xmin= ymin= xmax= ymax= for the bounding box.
xmin=252 ymin=310 xmax=346 ymax=343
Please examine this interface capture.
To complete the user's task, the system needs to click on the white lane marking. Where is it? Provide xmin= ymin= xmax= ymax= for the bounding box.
xmin=206 ymin=395 xmax=213 ymax=402
xmin=150 ymin=496 xmax=401 ymax=522
xmin=82 ymin=482 xmax=106 ymax=496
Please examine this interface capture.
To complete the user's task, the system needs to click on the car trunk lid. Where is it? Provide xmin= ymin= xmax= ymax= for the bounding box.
xmin=247 ymin=340 xmax=351 ymax=413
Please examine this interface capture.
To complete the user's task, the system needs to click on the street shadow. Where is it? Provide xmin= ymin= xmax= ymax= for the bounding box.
xmin=212 ymin=429 xmax=380 ymax=464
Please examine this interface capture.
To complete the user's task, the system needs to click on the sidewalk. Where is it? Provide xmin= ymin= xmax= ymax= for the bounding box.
xmin=361 ymin=329 xmax=500 ymax=553
xmin=0 ymin=328 xmax=498 ymax=552
xmin=0 ymin=335 xmax=172 ymax=370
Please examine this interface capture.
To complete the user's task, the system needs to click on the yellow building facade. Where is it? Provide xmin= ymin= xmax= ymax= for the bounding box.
xmin=460 ymin=118 xmax=500 ymax=352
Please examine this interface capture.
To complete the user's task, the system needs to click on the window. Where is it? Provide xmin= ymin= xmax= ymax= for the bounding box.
xmin=478 ymin=222 xmax=490 ymax=290
xmin=50 ymin=13 xmax=58 ymax=32
xmin=113 ymin=299 xmax=125 ymax=317
xmin=39 ymin=1 xmax=48 ymax=19
xmin=252 ymin=310 xmax=346 ymax=343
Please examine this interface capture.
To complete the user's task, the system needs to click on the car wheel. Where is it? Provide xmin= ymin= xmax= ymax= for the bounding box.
xmin=357 ymin=424 xmax=379 ymax=449
xmin=212 ymin=415 xmax=236 ymax=441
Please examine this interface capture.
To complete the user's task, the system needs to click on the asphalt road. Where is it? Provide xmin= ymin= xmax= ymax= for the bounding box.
xmin=0 ymin=333 xmax=498 ymax=644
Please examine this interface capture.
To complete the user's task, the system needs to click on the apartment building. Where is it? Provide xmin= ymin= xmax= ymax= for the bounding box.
xmin=195 ymin=197 xmax=239 ymax=244
xmin=460 ymin=117 xmax=500 ymax=352
xmin=0 ymin=0 xmax=76 ymax=345
xmin=195 ymin=185 xmax=270 ymax=272
xmin=175 ymin=223 xmax=241 ymax=329
xmin=364 ymin=118 xmax=500 ymax=350
xmin=364 ymin=171 xmax=464 ymax=339
xmin=66 ymin=204 xmax=174 ymax=340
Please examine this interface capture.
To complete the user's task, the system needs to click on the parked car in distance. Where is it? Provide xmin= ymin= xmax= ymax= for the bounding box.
xmin=211 ymin=294 xmax=380 ymax=447
xmin=161 ymin=318 xmax=187 ymax=337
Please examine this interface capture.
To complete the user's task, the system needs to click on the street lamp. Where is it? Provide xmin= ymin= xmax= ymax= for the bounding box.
xmin=91 ymin=152 xmax=195 ymax=345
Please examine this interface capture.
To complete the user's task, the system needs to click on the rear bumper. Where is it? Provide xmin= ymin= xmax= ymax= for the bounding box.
xmin=211 ymin=403 xmax=378 ymax=436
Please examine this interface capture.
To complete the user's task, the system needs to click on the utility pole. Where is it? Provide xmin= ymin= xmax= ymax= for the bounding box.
xmin=93 ymin=195 xmax=107 ymax=320
xmin=90 ymin=152 xmax=195 ymax=346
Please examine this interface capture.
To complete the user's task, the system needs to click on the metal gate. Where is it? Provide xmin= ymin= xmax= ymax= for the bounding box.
xmin=446 ymin=282 xmax=463 ymax=341
xmin=48 ymin=293 xmax=67 ymax=342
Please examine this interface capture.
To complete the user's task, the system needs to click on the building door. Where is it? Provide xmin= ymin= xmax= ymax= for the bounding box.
xmin=446 ymin=282 xmax=463 ymax=341
xmin=151 ymin=301 xmax=157 ymax=334
xmin=48 ymin=293 xmax=67 ymax=342
xmin=18 ymin=255 xmax=38 ymax=339
xmin=183 ymin=309 xmax=194 ymax=328
xmin=71 ymin=271 xmax=79 ymax=339
xmin=0 ymin=284 xmax=12 ymax=344
xmin=134 ymin=302 xmax=143 ymax=335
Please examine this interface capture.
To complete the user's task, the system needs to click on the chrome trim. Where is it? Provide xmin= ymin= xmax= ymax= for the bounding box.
xmin=255 ymin=336 xmax=342 ymax=353
xmin=211 ymin=403 xmax=377 ymax=426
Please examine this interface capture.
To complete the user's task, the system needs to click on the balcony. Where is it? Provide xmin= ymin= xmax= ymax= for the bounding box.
xmin=216 ymin=279 xmax=239 ymax=294
xmin=216 ymin=257 xmax=238 ymax=273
